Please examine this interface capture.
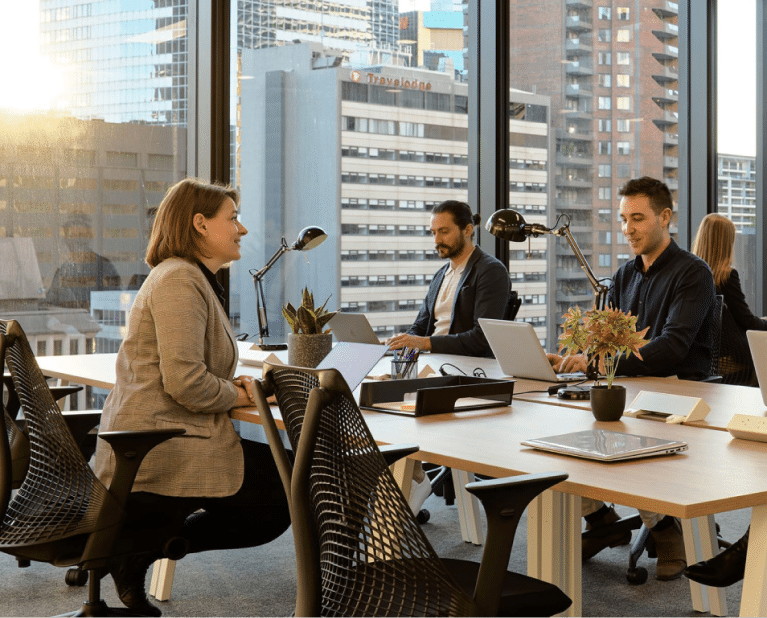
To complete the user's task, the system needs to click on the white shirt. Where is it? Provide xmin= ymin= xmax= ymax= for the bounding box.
xmin=432 ymin=253 xmax=471 ymax=336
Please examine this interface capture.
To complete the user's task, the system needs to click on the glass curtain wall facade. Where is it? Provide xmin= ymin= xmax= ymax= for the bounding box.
xmin=1 ymin=0 xmax=765 ymax=394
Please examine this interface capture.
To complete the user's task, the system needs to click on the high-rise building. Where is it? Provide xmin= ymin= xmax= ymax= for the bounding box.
xmin=398 ymin=9 xmax=464 ymax=74
xmin=238 ymin=42 xmax=552 ymax=342
xmin=39 ymin=1 xmax=399 ymax=125
xmin=508 ymin=1 xmax=679 ymax=344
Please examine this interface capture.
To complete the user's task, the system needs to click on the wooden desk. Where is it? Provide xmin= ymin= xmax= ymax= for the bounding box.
xmin=35 ymin=352 xmax=767 ymax=616
xmin=420 ymin=353 xmax=766 ymax=431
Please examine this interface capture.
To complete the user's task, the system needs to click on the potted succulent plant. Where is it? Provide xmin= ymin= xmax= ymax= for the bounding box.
xmin=282 ymin=287 xmax=337 ymax=367
xmin=558 ymin=305 xmax=649 ymax=421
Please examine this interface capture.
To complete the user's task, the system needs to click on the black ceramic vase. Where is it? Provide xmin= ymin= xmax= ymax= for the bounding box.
xmin=589 ymin=384 xmax=626 ymax=421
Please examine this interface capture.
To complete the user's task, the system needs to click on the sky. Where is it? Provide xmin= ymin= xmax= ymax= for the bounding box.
xmin=0 ymin=0 xmax=757 ymax=156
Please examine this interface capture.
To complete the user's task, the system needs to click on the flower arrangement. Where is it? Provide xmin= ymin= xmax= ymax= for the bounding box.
xmin=282 ymin=287 xmax=336 ymax=335
xmin=558 ymin=306 xmax=650 ymax=388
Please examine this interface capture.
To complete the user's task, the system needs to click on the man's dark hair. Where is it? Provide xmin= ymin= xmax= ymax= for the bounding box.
xmin=431 ymin=200 xmax=481 ymax=231
xmin=618 ymin=176 xmax=673 ymax=215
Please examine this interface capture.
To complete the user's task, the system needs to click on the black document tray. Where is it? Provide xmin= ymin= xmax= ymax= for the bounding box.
xmin=359 ymin=375 xmax=515 ymax=417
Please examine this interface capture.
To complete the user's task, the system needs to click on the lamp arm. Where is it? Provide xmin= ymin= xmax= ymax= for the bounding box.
xmin=251 ymin=238 xmax=291 ymax=346
xmin=554 ymin=225 xmax=609 ymax=310
xmin=252 ymin=238 xmax=291 ymax=282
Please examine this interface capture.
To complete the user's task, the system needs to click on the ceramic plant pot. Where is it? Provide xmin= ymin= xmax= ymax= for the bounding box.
xmin=287 ymin=333 xmax=332 ymax=368
xmin=589 ymin=384 xmax=626 ymax=422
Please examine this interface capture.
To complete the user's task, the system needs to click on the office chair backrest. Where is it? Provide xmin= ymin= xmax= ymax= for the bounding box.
xmin=0 ymin=319 xmax=119 ymax=558
xmin=709 ymin=294 xmax=724 ymax=379
xmin=256 ymin=364 xmax=475 ymax=617
xmin=504 ymin=289 xmax=521 ymax=321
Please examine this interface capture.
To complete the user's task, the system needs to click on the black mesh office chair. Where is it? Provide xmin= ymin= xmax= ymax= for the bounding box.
xmin=254 ymin=362 xmax=572 ymax=617
xmin=3 ymin=362 xmax=102 ymax=586
xmin=0 ymin=318 xmax=185 ymax=616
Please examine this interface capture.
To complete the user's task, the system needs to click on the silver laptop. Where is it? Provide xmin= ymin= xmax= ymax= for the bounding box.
xmin=328 ymin=313 xmax=384 ymax=345
xmin=747 ymin=330 xmax=767 ymax=405
xmin=522 ymin=429 xmax=688 ymax=462
xmin=316 ymin=342 xmax=389 ymax=391
xmin=479 ymin=318 xmax=586 ymax=382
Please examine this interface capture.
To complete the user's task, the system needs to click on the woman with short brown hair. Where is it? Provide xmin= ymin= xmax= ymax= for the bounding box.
xmin=95 ymin=177 xmax=289 ymax=616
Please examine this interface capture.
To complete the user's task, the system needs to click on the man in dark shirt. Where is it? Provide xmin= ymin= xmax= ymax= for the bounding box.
xmin=550 ymin=176 xmax=716 ymax=581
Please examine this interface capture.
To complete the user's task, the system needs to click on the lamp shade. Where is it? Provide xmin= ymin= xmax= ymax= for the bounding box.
xmin=484 ymin=209 xmax=528 ymax=243
xmin=293 ymin=226 xmax=327 ymax=251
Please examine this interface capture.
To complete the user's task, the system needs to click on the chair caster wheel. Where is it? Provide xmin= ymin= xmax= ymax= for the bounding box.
xmin=417 ymin=509 xmax=430 ymax=524
xmin=65 ymin=567 xmax=88 ymax=586
xmin=626 ymin=567 xmax=648 ymax=585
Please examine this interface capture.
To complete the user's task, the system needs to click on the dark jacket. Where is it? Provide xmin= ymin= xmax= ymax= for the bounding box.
xmin=718 ymin=268 xmax=767 ymax=384
xmin=408 ymin=245 xmax=510 ymax=357
xmin=608 ymin=239 xmax=716 ymax=380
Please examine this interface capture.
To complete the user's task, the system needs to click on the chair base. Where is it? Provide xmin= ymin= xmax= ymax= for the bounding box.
xmin=53 ymin=601 xmax=146 ymax=618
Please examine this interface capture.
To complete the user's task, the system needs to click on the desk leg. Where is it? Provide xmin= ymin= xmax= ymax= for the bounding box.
xmin=681 ymin=516 xmax=727 ymax=616
xmin=390 ymin=457 xmax=416 ymax=501
xmin=149 ymin=558 xmax=176 ymax=602
xmin=452 ymin=469 xmax=484 ymax=545
xmin=528 ymin=491 xmax=581 ymax=617
xmin=740 ymin=504 xmax=767 ymax=617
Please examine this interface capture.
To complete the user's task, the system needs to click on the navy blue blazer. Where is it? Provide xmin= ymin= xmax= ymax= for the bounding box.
xmin=407 ymin=245 xmax=510 ymax=357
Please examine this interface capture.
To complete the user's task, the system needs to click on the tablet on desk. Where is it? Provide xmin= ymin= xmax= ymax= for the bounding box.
xmin=522 ymin=429 xmax=688 ymax=462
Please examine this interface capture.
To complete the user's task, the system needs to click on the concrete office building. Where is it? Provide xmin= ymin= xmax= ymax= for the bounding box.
xmin=239 ymin=42 xmax=552 ymax=343
xmin=506 ymin=1 xmax=679 ymax=342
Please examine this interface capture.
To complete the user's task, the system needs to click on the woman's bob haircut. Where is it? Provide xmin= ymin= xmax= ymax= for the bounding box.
xmin=145 ymin=178 xmax=240 ymax=268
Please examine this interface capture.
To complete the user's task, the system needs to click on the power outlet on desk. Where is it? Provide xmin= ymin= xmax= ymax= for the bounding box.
xmin=726 ymin=413 xmax=767 ymax=443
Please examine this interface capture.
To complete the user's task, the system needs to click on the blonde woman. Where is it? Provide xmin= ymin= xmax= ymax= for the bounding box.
xmin=692 ymin=213 xmax=767 ymax=385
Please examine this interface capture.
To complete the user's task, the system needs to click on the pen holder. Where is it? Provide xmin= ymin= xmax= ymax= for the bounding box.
xmin=391 ymin=359 xmax=418 ymax=380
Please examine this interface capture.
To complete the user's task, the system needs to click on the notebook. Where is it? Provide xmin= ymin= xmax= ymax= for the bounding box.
xmin=316 ymin=342 xmax=389 ymax=391
xmin=479 ymin=318 xmax=587 ymax=382
xmin=521 ymin=429 xmax=688 ymax=462
xmin=747 ymin=330 xmax=767 ymax=405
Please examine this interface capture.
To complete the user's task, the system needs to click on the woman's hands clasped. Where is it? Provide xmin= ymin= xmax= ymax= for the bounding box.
xmin=233 ymin=374 xmax=256 ymax=407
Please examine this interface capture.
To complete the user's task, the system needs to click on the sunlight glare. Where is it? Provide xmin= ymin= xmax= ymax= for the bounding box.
xmin=0 ymin=0 xmax=66 ymax=112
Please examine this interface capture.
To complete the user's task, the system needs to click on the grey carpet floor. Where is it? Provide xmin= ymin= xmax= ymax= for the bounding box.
xmin=1 ymin=495 xmax=749 ymax=617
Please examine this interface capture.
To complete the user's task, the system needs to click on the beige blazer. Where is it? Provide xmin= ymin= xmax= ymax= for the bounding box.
xmin=95 ymin=257 xmax=243 ymax=497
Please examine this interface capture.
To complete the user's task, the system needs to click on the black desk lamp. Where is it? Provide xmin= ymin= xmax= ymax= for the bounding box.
xmin=485 ymin=209 xmax=609 ymax=310
xmin=249 ymin=226 xmax=327 ymax=350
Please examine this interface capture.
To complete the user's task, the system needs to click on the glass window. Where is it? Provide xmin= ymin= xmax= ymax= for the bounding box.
xmin=616 ymin=52 xmax=630 ymax=65
xmin=599 ymin=119 xmax=612 ymax=132
xmin=616 ymin=29 xmax=631 ymax=43
xmin=598 ymin=74 xmax=612 ymax=87
xmin=1 ymin=1 xmax=188 ymax=409
xmin=598 ymin=164 xmax=612 ymax=177
xmin=599 ymin=52 xmax=612 ymax=65
xmin=598 ymin=141 xmax=612 ymax=155
xmin=598 ymin=7 xmax=612 ymax=20
xmin=616 ymin=7 xmax=630 ymax=21
xmin=617 ymin=141 xmax=631 ymax=155
xmin=598 ymin=29 xmax=611 ymax=43
xmin=717 ymin=0 xmax=757 ymax=307
xmin=616 ymin=97 xmax=631 ymax=110
xmin=598 ymin=97 xmax=612 ymax=110
xmin=617 ymin=74 xmax=631 ymax=88
xmin=233 ymin=0 xmax=469 ymax=340
xmin=617 ymin=118 xmax=631 ymax=132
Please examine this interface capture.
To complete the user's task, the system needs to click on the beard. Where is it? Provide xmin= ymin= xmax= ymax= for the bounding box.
xmin=436 ymin=233 xmax=466 ymax=260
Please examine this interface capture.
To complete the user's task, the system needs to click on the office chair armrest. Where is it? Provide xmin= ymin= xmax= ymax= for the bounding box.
xmin=49 ymin=385 xmax=84 ymax=401
xmin=379 ymin=443 xmax=420 ymax=467
xmin=98 ymin=429 xmax=186 ymax=501
xmin=464 ymin=471 xmax=568 ymax=617
xmin=62 ymin=410 xmax=101 ymax=450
